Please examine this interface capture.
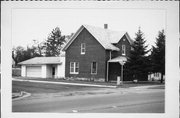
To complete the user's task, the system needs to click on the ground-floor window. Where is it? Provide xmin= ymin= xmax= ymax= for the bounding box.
xmin=70 ymin=62 xmax=79 ymax=74
xmin=91 ymin=62 xmax=97 ymax=74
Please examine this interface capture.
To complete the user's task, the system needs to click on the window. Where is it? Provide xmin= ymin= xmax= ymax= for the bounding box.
xmin=70 ymin=62 xmax=79 ymax=74
xmin=91 ymin=62 xmax=97 ymax=74
xmin=81 ymin=43 xmax=86 ymax=54
xmin=131 ymin=47 xmax=134 ymax=51
xmin=123 ymin=39 xmax=126 ymax=41
xmin=122 ymin=45 xmax=126 ymax=55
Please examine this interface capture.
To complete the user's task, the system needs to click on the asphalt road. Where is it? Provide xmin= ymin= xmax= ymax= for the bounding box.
xmin=12 ymin=82 xmax=164 ymax=113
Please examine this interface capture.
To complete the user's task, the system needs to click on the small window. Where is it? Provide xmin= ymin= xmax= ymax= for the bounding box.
xmin=70 ymin=62 xmax=79 ymax=74
xmin=131 ymin=47 xmax=134 ymax=51
xmin=122 ymin=45 xmax=126 ymax=55
xmin=91 ymin=62 xmax=97 ymax=74
xmin=123 ymin=39 xmax=126 ymax=41
xmin=81 ymin=43 xmax=86 ymax=54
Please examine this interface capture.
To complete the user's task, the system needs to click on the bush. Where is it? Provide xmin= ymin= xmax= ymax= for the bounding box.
xmin=12 ymin=68 xmax=21 ymax=76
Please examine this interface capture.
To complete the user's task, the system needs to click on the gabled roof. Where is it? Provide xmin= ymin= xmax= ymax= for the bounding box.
xmin=63 ymin=25 xmax=133 ymax=51
xmin=18 ymin=57 xmax=62 ymax=65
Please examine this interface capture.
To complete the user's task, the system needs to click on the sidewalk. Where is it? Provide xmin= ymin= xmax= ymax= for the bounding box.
xmin=12 ymin=78 xmax=117 ymax=88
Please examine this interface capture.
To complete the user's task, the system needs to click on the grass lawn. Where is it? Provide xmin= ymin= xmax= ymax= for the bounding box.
xmin=13 ymin=76 xmax=164 ymax=87
xmin=12 ymin=77 xmax=164 ymax=95
xmin=12 ymin=81 xmax=101 ymax=94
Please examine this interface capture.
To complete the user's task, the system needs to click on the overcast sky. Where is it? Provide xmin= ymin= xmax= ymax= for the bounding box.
xmin=12 ymin=8 xmax=166 ymax=49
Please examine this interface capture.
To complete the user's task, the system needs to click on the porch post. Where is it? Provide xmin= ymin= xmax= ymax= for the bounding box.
xmin=121 ymin=64 xmax=123 ymax=84
xmin=106 ymin=62 xmax=109 ymax=82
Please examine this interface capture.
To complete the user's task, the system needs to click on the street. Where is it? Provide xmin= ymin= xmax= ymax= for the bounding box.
xmin=12 ymin=81 xmax=164 ymax=113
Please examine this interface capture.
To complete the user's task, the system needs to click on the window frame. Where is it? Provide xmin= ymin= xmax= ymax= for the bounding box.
xmin=91 ymin=62 xmax=97 ymax=74
xmin=122 ymin=45 xmax=126 ymax=55
xmin=70 ymin=62 xmax=79 ymax=74
xmin=81 ymin=43 xmax=86 ymax=55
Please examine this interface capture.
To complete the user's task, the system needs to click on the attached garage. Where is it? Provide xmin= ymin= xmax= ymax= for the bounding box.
xmin=18 ymin=56 xmax=65 ymax=79
xmin=26 ymin=66 xmax=42 ymax=78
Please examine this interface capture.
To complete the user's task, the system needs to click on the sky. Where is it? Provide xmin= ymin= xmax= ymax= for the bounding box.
xmin=12 ymin=8 xmax=166 ymax=50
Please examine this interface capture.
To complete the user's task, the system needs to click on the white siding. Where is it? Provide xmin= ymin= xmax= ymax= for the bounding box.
xmin=46 ymin=65 xmax=52 ymax=78
xmin=57 ymin=57 xmax=65 ymax=78
xmin=21 ymin=65 xmax=26 ymax=77
xmin=41 ymin=65 xmax=47 ymax=78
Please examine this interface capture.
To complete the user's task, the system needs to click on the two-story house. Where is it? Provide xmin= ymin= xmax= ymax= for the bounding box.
xmin=63 ymin=24 xmax=133 ymax=82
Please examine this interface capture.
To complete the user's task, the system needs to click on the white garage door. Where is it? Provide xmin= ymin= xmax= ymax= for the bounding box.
xmin=26 ymin=66 xmax=42 ymax=77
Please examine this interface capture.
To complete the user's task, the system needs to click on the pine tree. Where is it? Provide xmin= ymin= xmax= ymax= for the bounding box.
xmin=125 ymin=28 xmax=150 ymax=81
xmin=45 ymin=27 xmax=65 ymax=56
xmin=151 ymin=30 xmax=165 ymax=83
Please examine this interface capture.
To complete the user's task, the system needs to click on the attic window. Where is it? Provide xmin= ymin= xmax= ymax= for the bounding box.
xmin=81 ymin=43 xmax=86 ymax=55
xmin=122 ymin=45 xmax=126 ymax=55
xmin=123 ymin=39 xmax=126 ymax=41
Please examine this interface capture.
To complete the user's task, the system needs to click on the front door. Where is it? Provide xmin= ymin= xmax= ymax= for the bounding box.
xmin=52 ymin=67 xmax=55 ymax=78
xmin=108 ymin=63 xmax=121 ymax=81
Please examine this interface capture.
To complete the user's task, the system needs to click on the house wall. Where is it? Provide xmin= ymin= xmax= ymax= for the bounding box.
xmin=108 ymin=35 xmax=132 ymax=81
xmin=65 ymin=28 xmax=106 ymax=81
xmin=21 ymin=65 xmax=26 ymax=77
xmin=46 ymin=65 xmax=52 ymax=78
xmin=57 ymin=57 xmax=65 ymax=78
xmin=111 ymin=35 xmax=132 ymax=58
xmin=41 ymin=65 xmax=47 ymax=78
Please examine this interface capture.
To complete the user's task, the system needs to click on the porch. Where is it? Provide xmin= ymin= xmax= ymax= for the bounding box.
xmin=107 ymin=56 xmax=127 ymax=82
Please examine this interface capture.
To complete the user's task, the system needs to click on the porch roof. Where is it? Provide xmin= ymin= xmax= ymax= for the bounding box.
xmin=108 ymin=56 xmax=127 ymax=63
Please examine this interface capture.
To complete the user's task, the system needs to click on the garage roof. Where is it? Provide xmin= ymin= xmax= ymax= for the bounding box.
xmin=18 ymin=57 xmax=62 ymax=65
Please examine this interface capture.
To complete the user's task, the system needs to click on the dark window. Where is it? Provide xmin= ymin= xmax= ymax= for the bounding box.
xmin=91 ymin=62 xmax=97 ymax=74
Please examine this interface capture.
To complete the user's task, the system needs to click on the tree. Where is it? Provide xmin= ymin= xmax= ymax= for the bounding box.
xmin=32 ymin=40 xmax=46 ymax=56
xmin=151 ymin=30 xmax=165 ymax=83
xmin=125 ymin=27 xmax=150 ymax=81
xmin=45 ymin=27 xmax=65 ymax=56
xmin=12 ymin=46 xmax=25 ymax=66
xmin=12 ymin=45 xmax=41 ymax=67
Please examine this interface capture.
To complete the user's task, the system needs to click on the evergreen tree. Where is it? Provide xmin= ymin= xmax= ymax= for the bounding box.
xmin=125 ymin=28 xmax=150 ymax=81
xmin=151 ymin=30 xmax=165 ymax=83
xmin=45 ymin=27 xmax=65 ymax=56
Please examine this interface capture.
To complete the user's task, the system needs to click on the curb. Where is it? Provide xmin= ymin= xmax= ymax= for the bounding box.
xmin=12 ymin=78 xmax=117 ymax=88
xmin=12 ymin=91 xmax=31 ymax=101
xmin=130 ymin=85 xmax=164 ymax=89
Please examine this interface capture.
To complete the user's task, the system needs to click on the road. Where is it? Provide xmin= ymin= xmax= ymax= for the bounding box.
xmin=12 ymin=86 xmax=164 ymax=113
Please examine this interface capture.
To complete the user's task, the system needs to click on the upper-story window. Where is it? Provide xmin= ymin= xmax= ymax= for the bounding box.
xmin=131 ymin=47 xmax=134 ymax=51
xmin=91 ymin=62 xmax=97 ymax=74
xmin=81 ymin=43 xmax=86 ymax=55
xmin=122 ymin=45 xmax=126 ymax=55
xmin=123 ymin=39 xmax=126 ymax=41
xmin=70 ymin=62 xmax=79 ymax=74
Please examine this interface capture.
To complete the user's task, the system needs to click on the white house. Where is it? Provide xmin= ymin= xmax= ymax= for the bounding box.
xmin=148 ymin=72 xmax=165 ymax=81
xmin=18 ymin=56 xmax=65 ymax=78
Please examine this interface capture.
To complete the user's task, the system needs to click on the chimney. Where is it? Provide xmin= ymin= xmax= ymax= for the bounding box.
xmin=104 ymin=24 xmax=108 ymax=29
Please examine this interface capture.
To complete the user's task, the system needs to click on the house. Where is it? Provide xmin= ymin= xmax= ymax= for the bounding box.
xmin=63 ymin=24 xmax=133 ymax=82
xmin=18 ymin=56 xmax=65 ymax=78
xmin=148 ymin=73 xmax=165 ymax=81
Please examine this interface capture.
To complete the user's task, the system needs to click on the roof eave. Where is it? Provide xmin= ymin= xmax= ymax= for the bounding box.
xmin=62 ymin=25 xmax=84 ymax=51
